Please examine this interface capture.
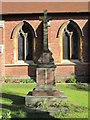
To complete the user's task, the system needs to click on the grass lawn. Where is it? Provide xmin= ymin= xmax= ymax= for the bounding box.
xmin=0 ymin=83 xmax=89 ymax=119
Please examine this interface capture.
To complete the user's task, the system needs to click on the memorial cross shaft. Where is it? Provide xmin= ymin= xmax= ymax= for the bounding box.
xmin=39 ymin=10 xmax=52 ymax=51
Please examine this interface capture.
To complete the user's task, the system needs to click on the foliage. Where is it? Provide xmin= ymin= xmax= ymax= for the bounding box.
xmin=20 ymin=79 xmax=26 ymax=83
xmin=61 ymin=80 xmax=65 ymax=83
xmin=4 ymin=77 xmax=12 ymax=83
xmin=11 ymin=109 xmax=25 ymax=118
xmin=1 ymin=83 xmax=88 ymax=119
xmin=34 ymin=100 xmax=48 ymax=110
xmin=68 ymin=76 xmax=77 ymax=83
xmin=2 ymin=111 xmax=11 ymax=119
xmin=26 ymin=78 xmax=35 ymax=83
xmin=56 ymin=79 xmax=60 ymax=83
xmin=20 ymin=78 xmax=35 ymax=83
xmin=4 ymin=77 xmax=35 ymax=83
xmin=56 ymin=84 xmax=88 ymax=118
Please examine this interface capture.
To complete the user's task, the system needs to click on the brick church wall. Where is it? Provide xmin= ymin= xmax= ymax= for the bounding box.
xmin=2 ymin=13 xmax=89 ymax=82
xmin=0 ymin=53 xmax=5 ymax=76
xmin=0 ymin=21 xmax=5 ymax=77
xmin=5 ymin=65 xmax=28 ymax=76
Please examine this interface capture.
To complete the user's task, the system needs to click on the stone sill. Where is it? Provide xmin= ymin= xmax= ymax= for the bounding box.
xmin=0 ymin=21 xmax=5 ymax=28
xmin=55 ymin=60 xmax=89 ymax=66
xmin=5 ymin=64 xmax=29 ymax=66
xmin=5 ymin=60 xmax=37 ymax=66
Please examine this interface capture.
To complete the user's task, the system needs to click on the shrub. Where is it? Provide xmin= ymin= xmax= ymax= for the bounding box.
xmin=4 ymin=77 xmax=12 ymax=83
xmin=26 ymin=78 xmax=35 ymax=83
xmin=68 ymin=76 xmax=77 ymax=83
xmin=61 ymin=80 xmax=65 ymax=83
xmin=56 ymin=79 xmax=60 ymax=83
xmin=11 ymin=109 xmax=25 ymax=118
xmin=20 ymin=79 xmax=26 ymax=83
xmin=20 ymin=78 xmax=35 ymax=83
xmin=2 ymin=111 xmax=11 ymax=119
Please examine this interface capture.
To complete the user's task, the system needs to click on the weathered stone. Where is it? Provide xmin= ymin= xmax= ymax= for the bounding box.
xmin=39 ymin=10 xmax=52 ymax=52
xmin=24 ymin=106 xmax=69 ymax=118
xmin=36 ymin=68 xmax=55 ymax=85
xmin=25 ymin=10 xmax=67 ymax=115
xmin=25 ymin=96 xmax=67 ymax=107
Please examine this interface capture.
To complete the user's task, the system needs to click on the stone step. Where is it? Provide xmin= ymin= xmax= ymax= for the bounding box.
xmin=25 ymin=95 xmax=67 ymax=106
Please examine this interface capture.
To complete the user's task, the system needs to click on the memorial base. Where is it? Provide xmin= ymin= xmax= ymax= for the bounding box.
xmin=25 ymin=85 xmax=67 ymax=107
xmin=25 ymin=91 xmax=68 ymax=117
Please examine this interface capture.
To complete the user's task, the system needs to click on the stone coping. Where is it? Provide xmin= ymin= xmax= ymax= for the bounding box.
xmin=55 ymin=61 xmax=89 ymax=66
xmin=5 ymin=62 xmax=89 ymax=67
xmin=5 ymin=61 xmax=37 ymax=66
xmin=5 ymin=63 xmax=29 ymax=66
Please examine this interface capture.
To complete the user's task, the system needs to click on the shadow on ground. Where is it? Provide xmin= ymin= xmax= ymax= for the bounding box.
xmin=1 ymin=93 xmax=61 ymax=119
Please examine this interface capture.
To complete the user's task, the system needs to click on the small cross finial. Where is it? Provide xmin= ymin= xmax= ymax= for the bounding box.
xmin=44 ymin=10 xmax=47 ymax=15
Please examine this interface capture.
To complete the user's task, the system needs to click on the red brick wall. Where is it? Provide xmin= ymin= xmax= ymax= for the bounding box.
xmin=5 ymin=65 xmax=28 ymax=76
xmin=75 ymin=64 xmax=88 ymax=76
xmin=0 ymin=29 xmax=3 ymax=44
xmin=55 ymin=63 xmax=89 ymax=82
xmin=0 ymin=53 xmax=5 ymax=76
xmin=28 ymin=65 xmax=36 ymax=78
xmin=0 ymin=24 xmax=5 ymax=77
xmin=55 ymin=65 xmax=75 ymax=76
xmin=2 ymin=14 xmax=88 ymax=81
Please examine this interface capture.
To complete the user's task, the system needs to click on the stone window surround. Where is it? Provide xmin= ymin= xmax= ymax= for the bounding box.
xmin=58 ymin=19 xmax=83 ymax=63
xmin=11 ymin=20 xmax=37 ymax=64
xmin=0 ymin=44 xmax=4 ymax=53
xmin=0 ymin=21 xmax=5 ymax=53
xmin=0 ymin=21 xmax=5 ymax=28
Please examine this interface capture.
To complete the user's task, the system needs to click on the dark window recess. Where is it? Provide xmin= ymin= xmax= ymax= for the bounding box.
xmin=63 ymin=23 xmax=78 ymax=60
xmin=26 ymin=32 xmax=33 ymax=60
xmin=63 ymin=32 xmax=70 ymax=59
xmin=18 ymin=33 xmax=24 ymax=60
xmin=71 ymin=31 xmax=78 ymax=59
xmin=18 ymin=22 xmax=33 ymax=61
xmin=22 ymin=24 xmax=33 ymax=60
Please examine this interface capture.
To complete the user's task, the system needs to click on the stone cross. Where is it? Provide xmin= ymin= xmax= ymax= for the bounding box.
xmin=39 ymin=10 xmax=52 ymax=51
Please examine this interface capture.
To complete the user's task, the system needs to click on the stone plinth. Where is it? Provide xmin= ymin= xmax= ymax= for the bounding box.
xmin=36 ymin=68 xmax=55 ymax=85
xmin=32 ymin=85 xmax=60 ymax=96
xmin=25 ymin=85 xmax=67 ymax=107
xmin=25 ymin=95 xmax=67 ymax=107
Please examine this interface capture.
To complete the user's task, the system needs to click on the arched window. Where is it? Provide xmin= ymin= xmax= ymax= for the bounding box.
xmin=63 ymin=32 xmax=70 ymax=59
xmin=18 ymin=33 xmax=24 ymax=60
xmin=18 ymin=22 xmax=33 ymax=61
xmin=11 ymin=21 xmax=37 ymax=63
xmin=63 ymin=23 xmax=79 ymax=60
xmin=59 ymin=20 xmax=83 ymax=63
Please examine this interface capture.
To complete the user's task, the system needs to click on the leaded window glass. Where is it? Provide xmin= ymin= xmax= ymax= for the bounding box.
xmin=63 ymin=23 xmax=78 ymax=60
xmin=18 ymin=33 xmax=24 ymax=60
xmin=18 ymin=23 xmax=33 ymax=61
